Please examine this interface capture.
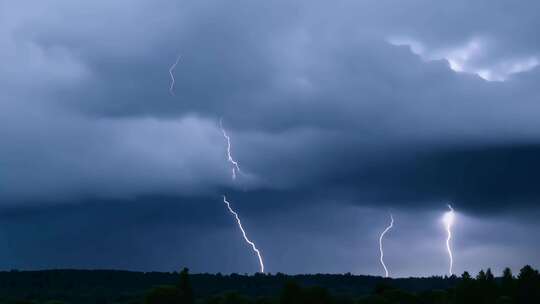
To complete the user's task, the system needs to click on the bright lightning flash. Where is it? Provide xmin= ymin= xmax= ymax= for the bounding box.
xmin=219 ymin=119 xmax=242 ymax=180
xmin=443 ymin=204 xmax=455 ymax=276
xmin=169 ymin=54 xmax=181 ymax=96
xmin=379 ymin=214 xmax=394 ymax=278
xmin=223 ymin=195 xmax=264 ymax=273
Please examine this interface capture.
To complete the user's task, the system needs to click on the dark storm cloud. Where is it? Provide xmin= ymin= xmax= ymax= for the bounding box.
xmin=2 ymin=0 xmax=540 ymax=274
xmin=3 ymin=0 xmax=540 ymax=209
xmin=0 ymin=197 xmax=234 ymax=271
xmin=313 ymin=143 xmax=540 ymax=213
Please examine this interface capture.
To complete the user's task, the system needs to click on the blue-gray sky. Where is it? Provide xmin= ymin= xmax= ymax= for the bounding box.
xmin=1 ymin=0 xmax=540 ymax=277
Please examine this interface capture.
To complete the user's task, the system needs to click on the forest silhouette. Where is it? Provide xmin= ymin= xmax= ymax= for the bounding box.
xmin=0 ymin=265 xmax=538 ymax=303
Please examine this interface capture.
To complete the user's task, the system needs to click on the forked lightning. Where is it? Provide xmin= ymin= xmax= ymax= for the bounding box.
xmin=169 ymin=54 xmax=181 ymax=95
xmin=219 ymin=118 xmax=242 ymax=179
xmin=443 ymin=204 xmax=455 ymax=275
xmin=223 ymin=195 xmax=264 ymax=273
xmin=379 ymin=214 xmax=394 ymax=277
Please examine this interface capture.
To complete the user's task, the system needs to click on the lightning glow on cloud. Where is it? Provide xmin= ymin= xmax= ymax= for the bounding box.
xmin=223 ymin=195 xmax=265 ymax=273
xmin=388 ymin=37 xmax=539 ymax=81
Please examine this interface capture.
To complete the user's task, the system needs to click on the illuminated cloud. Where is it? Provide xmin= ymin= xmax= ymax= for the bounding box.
xmin=389 ymin=36 xmax=539 ymax=81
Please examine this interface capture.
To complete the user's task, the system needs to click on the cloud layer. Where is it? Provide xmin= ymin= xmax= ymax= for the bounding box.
xmin=1 ymin=0 xmax=540 ymax=274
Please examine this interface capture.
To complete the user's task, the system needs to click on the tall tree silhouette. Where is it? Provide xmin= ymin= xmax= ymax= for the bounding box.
xmin=517 ymin=265 xmax=540 ymax=304
xmin=178 ymin=268 xmax=194 ymax=304
xmin=501 ymin=267 xmax=515 ymax=298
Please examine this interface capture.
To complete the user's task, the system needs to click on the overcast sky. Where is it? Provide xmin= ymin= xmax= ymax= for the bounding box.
xmin=1 ymin=0 xmax=540 ymax=277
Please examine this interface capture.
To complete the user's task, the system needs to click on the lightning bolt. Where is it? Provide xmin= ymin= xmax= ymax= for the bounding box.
xmin=223 ymin=195 xmax=264 ymax=273
xmin=168 ymin=54 xmax=181 ymax=96
xmin=219 ymin=120 xmax=262 ymax=272
xmin=219 ymin=118 xmax=242 ymax=180
xmin=378 ymin=213 xmax=394 ymax=278
xmin=443 ymin=204 xmax=455 ymax=276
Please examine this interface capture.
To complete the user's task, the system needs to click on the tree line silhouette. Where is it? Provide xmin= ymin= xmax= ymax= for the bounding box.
xmin=0 ymin=265 xmax=538 ymax=303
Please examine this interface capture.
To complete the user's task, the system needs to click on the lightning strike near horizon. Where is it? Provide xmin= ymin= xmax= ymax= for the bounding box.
xmin=168 ymin=54 xmax=181 ymax=95
xmin=443 ymin=204 xmax=455 ymax=276
xmin=378 ymin=214 xmax=394 ymax=278
xmin=223 ymin=195 xmax=264 ymax=273
xmin=219 ymin=118 xmax=242 ymax=180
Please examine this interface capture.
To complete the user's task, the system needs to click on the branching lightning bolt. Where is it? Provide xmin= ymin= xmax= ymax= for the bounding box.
xmin=219 ymin=118 xmax=242 ymax=180
xmin=444 ymin=204 xmax=455 ymax=276
xmin=169 ymin=54 xmax=181 ymax=96
xmin=379 ymin=214 xmax=394 ymax=278
xmin=223 ymin=195 xmax=264 ymax=273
